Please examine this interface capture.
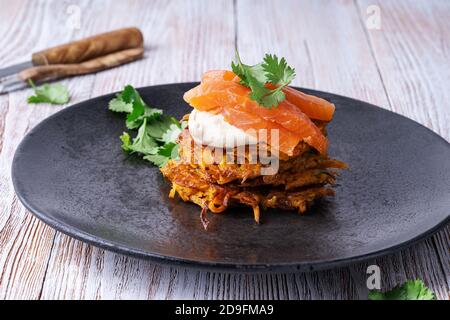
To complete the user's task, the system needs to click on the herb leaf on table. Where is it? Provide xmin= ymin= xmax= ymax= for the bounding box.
xmin=368 ymin=279 xmax=435 ymax=300
xmin=27 ymin=80 xmax=70 ymax=105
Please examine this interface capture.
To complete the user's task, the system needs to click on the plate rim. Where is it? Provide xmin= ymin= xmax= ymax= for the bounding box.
xmin=11 ymin=82 xmax=450 ymax=272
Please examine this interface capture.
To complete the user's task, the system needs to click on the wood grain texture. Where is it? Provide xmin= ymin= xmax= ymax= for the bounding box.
xmin=356 ymin=0 xmax=450 ymax=300
xmin=0 ymin=0 xmax=448 ymax=300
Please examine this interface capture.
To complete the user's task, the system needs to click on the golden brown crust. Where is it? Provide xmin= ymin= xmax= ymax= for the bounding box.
xmin=176 ymin=127 xmax=346 ymax=186
xmin=160 ymin=115 xmax=346 ymax=226
xmin=161 ymin=161 xmax=335 ymax=221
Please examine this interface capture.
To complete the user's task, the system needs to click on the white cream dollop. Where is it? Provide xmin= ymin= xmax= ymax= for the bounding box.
xmin=188 ymin=109 xmax=258 ymax=148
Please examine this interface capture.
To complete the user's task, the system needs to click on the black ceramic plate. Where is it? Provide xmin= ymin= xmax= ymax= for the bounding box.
xmin=12 ymin=83 xmax=450 ymax=272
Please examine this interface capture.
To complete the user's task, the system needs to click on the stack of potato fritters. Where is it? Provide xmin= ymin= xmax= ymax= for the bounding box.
xmin=161 ymin=119 xmax=346 ymax=226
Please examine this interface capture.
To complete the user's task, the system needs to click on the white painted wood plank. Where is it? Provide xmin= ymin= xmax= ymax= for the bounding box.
xmin=356 ymin=0 xmax=450 ymax=298
xmin=357 ymin=0 xmax=450 ymax=138
xmin=236 ymin=0 xmax=449 ymax=300
xmin=39 ymin=0 xmax=237 ymax=300
xmin=235 ymin=0 xmax=384 ymax=301
xmin=236 ymin=0 xmax=390 ymax=107
xmin=0 ymin=0 xmax=66 ymax=298
xmin=0 ymin=0 xmax=110 ymax=300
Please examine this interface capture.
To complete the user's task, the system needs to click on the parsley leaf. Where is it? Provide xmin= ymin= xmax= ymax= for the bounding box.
xmin=110 ymin=85 xmax=182 ymax=167
xmin=231 ymin=52 xmax=296 ymax=108
xmin=368 ymin=279 xmax=435 ymax=300
xmin=27 ymin=80 xmax=70 ymax=105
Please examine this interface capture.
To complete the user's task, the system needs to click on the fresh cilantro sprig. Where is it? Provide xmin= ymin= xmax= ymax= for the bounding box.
xmin=368 ymin=279 xmax=435 ymax=300
xmin=109 ymin=84 xmax=162 ymax=129
xmin=231 ymin=52 xmax=295 ymax=108
xmin=109 ymin=85 xmax=183 ymax=167
xmin=27 ymin=80 xmax=70 ymax=105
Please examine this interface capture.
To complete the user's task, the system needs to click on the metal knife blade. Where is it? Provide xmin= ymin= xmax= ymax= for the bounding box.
xmin=0 ymin=74 xmax=28 ymax=95
xmin=0 ymin=61 xmax=33 ymax=94
xmin=0 ymin=61 xmax=33 ymax=78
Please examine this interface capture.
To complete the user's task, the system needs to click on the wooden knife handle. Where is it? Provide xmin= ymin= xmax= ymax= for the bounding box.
xmin=20 ymin=47 xmax=144 ymax=82
xmin=31 ymin=27 xmax=144 ymax=66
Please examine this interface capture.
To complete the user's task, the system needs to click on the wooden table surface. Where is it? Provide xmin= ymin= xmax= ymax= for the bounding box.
xmin=0 ymin=0 xmax=449 ymax=300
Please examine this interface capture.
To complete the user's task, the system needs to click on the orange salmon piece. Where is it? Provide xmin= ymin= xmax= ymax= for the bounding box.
xmin=283 ymin=87 xmax=335 ymax=121
xmin=201 ymin=70 xmax=335 ymax=121
xmin=183 ymin=77 xmax=328 ymax=154
xmin=221 ymin=106 xmax=303 ymax=156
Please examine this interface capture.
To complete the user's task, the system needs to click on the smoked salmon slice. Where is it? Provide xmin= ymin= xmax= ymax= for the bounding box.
xmin=183 ymin=80 xmax=248 ymax=112
xmin=202 ymin=70 xmax=239 ymax=82
xmin=221 ymin=107 xmax=303 ymax=156
xmin=283 ymin=87 xmax=335 ymax=122
xmin=183 ymin=78 xmax=328 ymax=155
xmin=200 ymin=70 xmax=335 ymax=122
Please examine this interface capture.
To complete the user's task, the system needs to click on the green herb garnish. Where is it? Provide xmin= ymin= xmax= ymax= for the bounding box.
xmin=27 ymin=80 xmax=70 ymax=105
xmin=144 ymin=142 xmax=179 ymax=168
xmin=109 ymin=85 xmax=183 ymax=167
xmin=231 ymin=52 xmax=295 ymax=108
xmin=109 ymin=85 xmax=162 ymax=129
xmin=369 ymin=279 xmax=435 ymax=300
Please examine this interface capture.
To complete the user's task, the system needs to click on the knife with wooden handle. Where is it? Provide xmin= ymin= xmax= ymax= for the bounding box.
xmin=0 ymin=27 xmax=144 ymax=94
xmin=21 ymin=47 xmax=144 ymax=82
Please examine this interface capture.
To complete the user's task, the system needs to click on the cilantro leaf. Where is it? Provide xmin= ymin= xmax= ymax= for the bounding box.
xmin=368 ymin=279 xmax=435 ymax=300
xmin=110 ymin=85 xmax=183 ymax=168
xmin=260 ymin=89 xmax=286 ymax=109
xmin=231 ymin=51 xmax=267 ymax=88
xmin=119 ymin=132 xmax=132 ymax=151
xmin=27 ymin=80 xmax=70 ymax=105
xmin=231 ymin=52 xmax=296 ymax=108
xmin=262 ymin=54 xmax=295 ymax=86
xmin=109 ymin=93 xmax=133 ymax=113
xmin=232 ymin=56 xmax=273 ymax=108
xmin=108 ymin=85 xmax=162 ymax=129
xmin=126 ymin=103 xmax=162 ymax=130
xmin=146 ymin=116 xmax=180 ymax=141
xmin=143 ymin=154 xmax=169 ymax=167
xmin=231 ymin=51 xmax=248 ymax=84
xmin=161 ymin=123 xmax=182 ymax=144
xmin=121 ymin=118 xmax=158 ymax=155
xmin=144 ymin=143 xmax=179 ymax=167
xmin=159 ymin=142 xmax=179 ymax=158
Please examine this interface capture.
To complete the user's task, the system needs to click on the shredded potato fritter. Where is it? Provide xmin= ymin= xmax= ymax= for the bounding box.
xmin=160 ymin=117 xmax=346 ymax=228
